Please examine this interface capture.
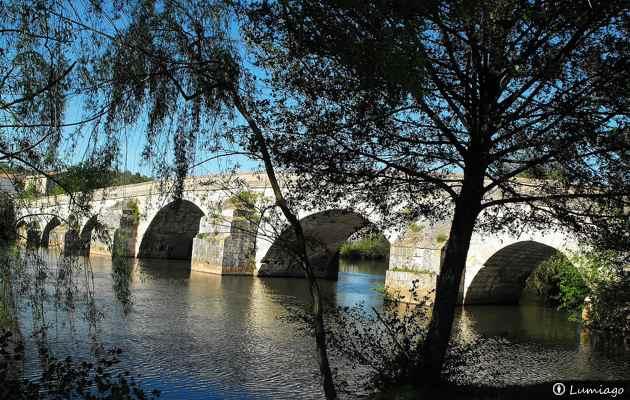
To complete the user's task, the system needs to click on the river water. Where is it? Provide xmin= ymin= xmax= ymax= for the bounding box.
xmin=9 ymin=252 xmax=630 ymax=399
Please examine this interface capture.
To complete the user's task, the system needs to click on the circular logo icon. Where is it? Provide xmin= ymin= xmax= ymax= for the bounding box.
xmin=553 ymin=382 xmax=566 ymax=396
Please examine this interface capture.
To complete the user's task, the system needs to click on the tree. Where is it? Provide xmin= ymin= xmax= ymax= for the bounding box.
xmin=244 ymin=0 xmax=630 ymax=380
xmin=1 ymin=1 xmax=120 ymax=215
xmin=1 ymin=1 xmax=74 ymax=178
xmin=63 ymin=2 xmax=338 ymax=397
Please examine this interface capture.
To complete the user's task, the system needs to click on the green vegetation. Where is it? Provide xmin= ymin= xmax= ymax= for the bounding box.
xmin=391 ymin=267 xmax=436 ymax=275
xmin=408 ymin=223 xmax=424 ymax=234
xmin=229 ymin=190 xmax=260 ymax=207
xmin=528 ymin=250 xmax=630 ymax=331
xmin=47 ymin=166 xmax=152 ymax=196
xmin=339 ymin=233 xmax=389 ymax=260
xmin=435 ymin=233 xmax=448 ymax=244
xmin=196 ymin=232 xmax=214 ymax=240
xmin=372 ymin=283 xmax=386 ymax=294
xmin=527 ymin=253 xmax=588 ymax=319
xmin=227 ymin=191 xmax=262 ymax=213
xmin=17 ymin=183 xmax=39 ymax=200
xmin=588 ymin=275 xmax=630 ymax=335
xmin=0 ymin=194 xmax=16 ymax=244
xmin=126 ymin=199 xmax=141 ymax=224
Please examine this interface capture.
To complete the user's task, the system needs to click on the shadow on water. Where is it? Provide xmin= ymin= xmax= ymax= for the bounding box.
xmin=4 ymin=250 xmax=630 ymax=399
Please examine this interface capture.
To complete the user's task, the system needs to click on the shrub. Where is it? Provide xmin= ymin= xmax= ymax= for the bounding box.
xmin=528 ymin=250 xmax=629 ymax=326
xmin=326 ymin=281 xmax=431 ymax=391
xmin=339 ymin=233 xmax=389 ymax=260
xmin=0 ymin=194 xmax=16 ymax=244
xmin=527 ymin=253 xmax=588 ymax=318
xmin=588 ymin=278 xmax=630 ymax=334
xmin=124 ymin=199 xmax=141 ymax=225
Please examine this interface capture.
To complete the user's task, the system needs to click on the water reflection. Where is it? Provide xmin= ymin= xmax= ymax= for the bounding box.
xmin=5 ymin=250 xmax=630 ymax=399
xmin=457 ymin=304 xmax=579 ymax=345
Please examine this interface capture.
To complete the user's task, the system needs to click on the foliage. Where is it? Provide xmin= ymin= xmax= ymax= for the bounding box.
xmin=126 ymin=199 xmax=141 ymax=225
xmin=339 ymin=233 xmax=389 ymax=260
xmin=391 ymin=267 xmax=435 ymax=275
xmin=528 ymin=250 xmax=629 ymax=324
xmin=18 ymin=182 xmax=40 ymax=200
xmin=0 ymin=1 xmax=74 ymax=173
xmin=245 ymin=0 xmax=630 ymax=375
xmin=246 ymin=0 xmax=630 ymax=238
xmin=435 ymin=233 xmax=448 ymax=244
xmin=0 ymin=330 xmax=160 ymax=400
xmin=0 ymin=194 xmax=16 ymax=244
xmin=327 ymin=299 xmax=430 ymax=391
xmin=111 ymin=257 xmax=134 ymax=315
xmin=589 ymin=277 xmax=630 ymax=334
xmin=323 ymin=282 xmax=481 ymax=393
xmin=407 ymin=223 xmax=424 ymax=234
xmin=0 ymin=163 xmax=27 ymax=175
xmin=228 ymin=191 xmax=261 ymax=209
xmin=277 ymin=281 xmax=432 ymax=392
xmin=558 ymin=266 xmax=590 ymax=319
xmin=46 ymin=165 xmax=149 ymax=196
xmin=527 ymin=254 xmax=588 ymax=317
xmin=110 ymin=171 xmax=152 ymax=187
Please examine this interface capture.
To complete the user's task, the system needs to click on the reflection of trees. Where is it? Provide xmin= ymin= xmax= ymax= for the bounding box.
xmin=0 ymin=246 xmax=24 ymax=382
xmin=2 ymin=246 xmax=106 ymax=348
xmin=112 ymin=256 xmax=134 ymax=315
xmin=0 ymin=248 xmax=18 ymax=330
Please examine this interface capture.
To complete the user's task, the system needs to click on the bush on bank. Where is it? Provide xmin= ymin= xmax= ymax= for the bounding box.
xmin=339 ymin=233 xmax=389 ymax=260
xmin=528 ymin=250 xmax=630 ymax=333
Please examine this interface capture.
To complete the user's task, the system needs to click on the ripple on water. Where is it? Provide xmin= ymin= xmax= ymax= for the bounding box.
xmin=13 ymin=255 xmax=630 ymax=399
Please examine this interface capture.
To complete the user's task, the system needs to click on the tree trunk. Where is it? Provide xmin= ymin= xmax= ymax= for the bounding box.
xmin=420 ymin=173 xmax=483 ymax=383
xmin=306 ymin=266 xmax=338 ymax=400
xmin=232 ymin=93 xmax=338 ymax=400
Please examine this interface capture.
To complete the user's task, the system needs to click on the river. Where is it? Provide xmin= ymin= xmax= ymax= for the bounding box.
xmin=8 ymin=251 xmax=630 ymax=399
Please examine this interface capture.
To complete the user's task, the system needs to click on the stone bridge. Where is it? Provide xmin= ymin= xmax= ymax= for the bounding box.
xmin=16 ymin=173 xmax=580 ymax=305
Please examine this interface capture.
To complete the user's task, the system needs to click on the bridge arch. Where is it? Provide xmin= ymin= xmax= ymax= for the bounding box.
xmin=257 ymin=209 xmax=385 ymax=279
xmin=63 ymin=215 xmax=82 ymax=255
xmin=139 ymin=199 xmax=204 ymax=260
xmin=41 ymin=217 xmax=62 ymax=248
xmin=464 ymin=240 xmax=566 ymax=305
xmin=16 ymin=220 xmax=41 ymax=247
xmin=79 ymin=215 xmax=112 ymax=256
xmin=26 ymin=220 xmax=42 ymax=247
xmin=16 ymin=220 xmax=28 ymax=245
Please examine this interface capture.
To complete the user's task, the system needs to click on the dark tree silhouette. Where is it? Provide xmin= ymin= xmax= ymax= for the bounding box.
xmin=244 ymin=0 xmax=630 ymax=380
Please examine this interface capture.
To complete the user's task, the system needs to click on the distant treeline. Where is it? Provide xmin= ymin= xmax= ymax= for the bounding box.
xmin=46 ymin=167 xmax=152 ymax=195
xmin=0 ymin=162 xmax=152 ymax=198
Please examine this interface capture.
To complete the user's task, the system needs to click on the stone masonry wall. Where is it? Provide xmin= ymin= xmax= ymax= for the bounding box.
xmin=191 ymin=209 xmax=256 ymax=275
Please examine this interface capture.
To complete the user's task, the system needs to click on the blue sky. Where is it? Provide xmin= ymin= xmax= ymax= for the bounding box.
xmin=52 ymin=2 xmax=265 ymax=178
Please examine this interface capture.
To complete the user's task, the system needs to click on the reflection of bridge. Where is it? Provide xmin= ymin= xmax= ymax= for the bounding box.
xmin=17 ymin=173 xmax=579 ymax=304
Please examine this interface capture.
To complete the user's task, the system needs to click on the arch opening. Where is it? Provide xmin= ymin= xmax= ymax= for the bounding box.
xmin=79 ymin=216 xmax=111 ymax=256
xmin=258 ymin=209 xmax=386 ymax=279
xmin=464 ymin=241 xmax=566 ymax=305
xmin=41 ymin=217 xmax=61 ymax=248
xmin=25 ymin=221 xmax=41 ymax=248
xmin=63 ymin=215 xmax=81 ymax=255
xmin=139 ymin=200 xmax=204 ymax=260
xmin=16 ymin=221 xmax=28 ymax=245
